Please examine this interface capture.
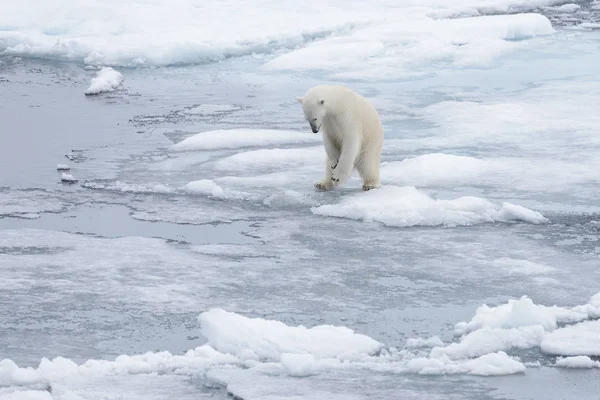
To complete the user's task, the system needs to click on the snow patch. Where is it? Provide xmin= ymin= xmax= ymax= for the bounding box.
xmin=214 ymin=147 xmax=323 ymax=171
xmin=84 ymin=67 xmax=123 ymax=95
xmin=311 ymin=186 xmax=547 ymax=227
xmin=382 ymin=153 xmax=486 ymax=187
xmin=172 ymin=129 xmax=319 ymax=152
xmin=264 ymin=13 xmax=554 ymax=80
xmin=0 ymin=1 xmax=558 ymax=71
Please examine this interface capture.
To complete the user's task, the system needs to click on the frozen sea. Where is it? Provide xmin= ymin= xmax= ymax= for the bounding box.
xmin=1 ymin=1 xmax=600 ymax=399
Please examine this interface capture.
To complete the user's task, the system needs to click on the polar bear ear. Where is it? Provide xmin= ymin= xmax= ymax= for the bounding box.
xmin=319 ymin=99 xmax=325 ymax=105
xmin=296 ymin=96 xmax=304 ymax=104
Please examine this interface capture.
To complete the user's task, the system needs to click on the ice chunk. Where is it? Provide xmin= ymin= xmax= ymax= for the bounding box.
xmin=459 ymin=352 xmax=526 ymax=376
xmin=84 ymin=67 xmax=123 ymax=95
xmin=185 ymin=179 xmax=225 ymax=198
xmin=264 ymin=13 xmax=554 ymax=79
xmin=381 ymin=153 xmax=485 ymax=187
xmin=60 ymin=173 xmax=77 ymax=183
xmin=311 ymin=186 xmax=547 ymax=228
xmin=56 ymin=164 xmax=71 ymax=171
xmin=498 ymin=203 xmax=548 ymax=225
xmin=545 ymin=3 xmax=580 ymax=12
xmin=0 ymin=0 xmax=561 ymax=70
xmin=431 ymin=325 xmax=546 ymax=360
xmin=0 ymin=359 xmax=47 ymax=387
xmin=172 ymin=129 xmax=319 ymax=152
xmin=214 ymin=147 xmax=323 ymax=171
xmin=0 ymin=346 xmax=239 ymax=389
xmin=555 ymin=356 xmax=600 ymax=369
xmin=420 ymin=293 xmax=600 ymax=363
xmin=541 ymin=320 xmax=600 ymax=356
xmin=454 ymin=296 xmax=567 ymax=336
xmin=198 ymin=308 xmax=383 ymax=361
xmin=407 ymin=351 xmax=525 ymax=376
xmin=579 ymin=22 xmax=600 ymax=29
xmin=572 ymin=292 xmax=600 ymax=319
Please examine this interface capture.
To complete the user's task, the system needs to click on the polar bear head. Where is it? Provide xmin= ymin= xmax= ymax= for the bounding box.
xmin=296 ymin=93 xmax=326 ymax=134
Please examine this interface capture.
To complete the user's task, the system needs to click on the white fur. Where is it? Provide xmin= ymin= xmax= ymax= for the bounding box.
xmin=297 ymin=85 xmax=384 ymax=191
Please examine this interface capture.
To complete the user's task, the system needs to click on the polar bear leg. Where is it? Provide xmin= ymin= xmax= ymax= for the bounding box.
xmin=331 ymin=134 xmax=360 ymax=185
xmin=356 ymin=149 xmax=381 ymax=191
xmin=314 ymin=155 xmax=336 ymax=191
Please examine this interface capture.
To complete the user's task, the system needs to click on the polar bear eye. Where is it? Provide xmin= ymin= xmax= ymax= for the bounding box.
xmin=312 ymin=118 xmax=317 ymax=122
xmin=319 ymin=100 xmax=325 ymax=105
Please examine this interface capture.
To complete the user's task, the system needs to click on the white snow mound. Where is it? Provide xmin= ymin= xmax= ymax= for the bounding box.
xmin=555 ymin=356 xmax=600 ymax=369
xmin=407 ymin=351 xmax=525 ymax=376
xmin=172 ymin=129 xmax=319 ymax=151
xmin=185 ymin=179 xmax=225 ymax=198
xmin=453 ymin=296 xmax=586 ymax=336
xmin=198 ymin=308 xmax=383 ymax=361
xmin=215 ymin=147 xmax=323 ymax=171
xmin=84 ymin=67 xmax=123 ymax=95
xmin=419 ymin=292 xmax=600 ymax=363
xmin=311 ymin=186 xmax=547 ymax=227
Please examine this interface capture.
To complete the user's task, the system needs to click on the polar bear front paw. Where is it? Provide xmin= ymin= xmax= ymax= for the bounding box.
xmin=314 ymin=181 xmax=333 ymax=191
xmin=330 ymin=168 xmax=347 ymax=185
xmin=362 ymin=183 xmax=381 ymax=191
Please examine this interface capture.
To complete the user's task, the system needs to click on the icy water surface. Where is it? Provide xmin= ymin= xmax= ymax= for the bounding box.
xmin=2 ymin=1 xmax=600 ymax=399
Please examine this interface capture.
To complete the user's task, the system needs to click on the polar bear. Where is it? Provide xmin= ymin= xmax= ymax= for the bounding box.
xmin=297 ymin=85 xmax=383 ymax=191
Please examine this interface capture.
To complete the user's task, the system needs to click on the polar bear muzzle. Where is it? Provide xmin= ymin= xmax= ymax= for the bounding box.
xmin=309 ymin=120 xmax=320 ymax=133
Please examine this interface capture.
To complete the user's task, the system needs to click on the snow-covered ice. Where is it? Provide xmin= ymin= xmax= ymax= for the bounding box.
xmin=198 ymin=308 xmax=383 ymax=362
xmin=381 ymin=154 xmax=486 ymax=188
xmin=555 ymin=356 xmax=600 ymax=369
xmin=185 ymin=179 xmax=226 ymax=198
xmin=3 ymin=1 xmax=600 ymax=399
xmin=264 ymin=13 xmax=554 ymax=79
xmin=541 ymin=320 xmax=600 ymax=356
xmin=172 ymin=129 xmax=320 ymax=151
xmin=545 ymin=3 xmax=581 ymax=13
xmin=60 ymin=172 xmax=77 ymax=183
xmin=312 ymin=186 xmax=547 ymax=227
xmin=0 ymin=0 xmax=563 ymax=70
xmin=84 ymin=67 xmax=123 ymax=95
